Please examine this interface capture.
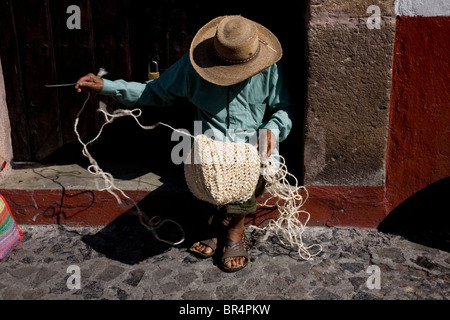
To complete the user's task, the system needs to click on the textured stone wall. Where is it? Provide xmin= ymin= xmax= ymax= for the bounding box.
xmin=304 ymin=0 xmax=395 ymax=186
xmin=0 ymin=60 xmax=13 ymax=183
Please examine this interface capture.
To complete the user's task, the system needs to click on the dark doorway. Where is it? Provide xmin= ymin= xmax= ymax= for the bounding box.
xmin=1 ymin=0 xmax=309 ymax=182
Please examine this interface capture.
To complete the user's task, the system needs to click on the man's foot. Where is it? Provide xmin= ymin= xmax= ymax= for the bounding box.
xmin=189 ymin=238 xmax=217 ymax=258
xmin=222 ymin=215 xmax=249 ymax=272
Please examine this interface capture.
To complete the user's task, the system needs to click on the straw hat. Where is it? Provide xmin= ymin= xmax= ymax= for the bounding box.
xmin=190 ymin=15 xmax=282 ymax=86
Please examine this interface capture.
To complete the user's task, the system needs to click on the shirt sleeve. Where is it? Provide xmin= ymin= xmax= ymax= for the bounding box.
xmin=100 ymin=79 xmax=147 ymax=107
xmin=261 ymin=62 xmax=294 ymax=142
xmin=100 ymin=53 xmax=190 ymax=107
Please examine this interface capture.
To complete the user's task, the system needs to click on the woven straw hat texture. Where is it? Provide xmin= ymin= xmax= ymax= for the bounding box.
xmin=190 ymin=15 xmax=282 ymax=86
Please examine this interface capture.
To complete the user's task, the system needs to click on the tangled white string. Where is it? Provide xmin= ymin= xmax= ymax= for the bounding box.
xmin=251 ymin=156 xmax=322 ymax=260
xmin=74 ymin=70 xmax=185 ymax=246
xmin=74 ymin=92 xmax=129 ymax=204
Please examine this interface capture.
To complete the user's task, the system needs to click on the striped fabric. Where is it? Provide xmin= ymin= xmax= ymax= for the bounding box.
xmin=0 ymin=194 xmax=22 ymax=261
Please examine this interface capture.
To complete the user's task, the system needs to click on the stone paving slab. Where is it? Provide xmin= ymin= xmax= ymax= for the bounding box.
xmin=1 ymin=215 xmax=449 ymax=302
xmin=0 ymin=163 xmax=164 ymax=191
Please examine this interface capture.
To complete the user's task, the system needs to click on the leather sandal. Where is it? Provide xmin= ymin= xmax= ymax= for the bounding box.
xmin=222 ymin=237 xmax=249 ymax=272
xmin=189 ymin=238 xmax=217 ymax=259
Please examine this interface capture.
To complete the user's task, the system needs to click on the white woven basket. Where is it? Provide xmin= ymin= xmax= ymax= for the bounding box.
xmin=184 ymin=135 xmax=261 ymax=205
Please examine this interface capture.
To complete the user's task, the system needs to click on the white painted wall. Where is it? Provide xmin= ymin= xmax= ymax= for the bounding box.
xmin=396 ymin=0 xmax=450 ymax=16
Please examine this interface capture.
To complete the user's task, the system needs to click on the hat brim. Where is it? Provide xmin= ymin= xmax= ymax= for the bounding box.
xmin=190 ymin=16 xmax=283 ymax=86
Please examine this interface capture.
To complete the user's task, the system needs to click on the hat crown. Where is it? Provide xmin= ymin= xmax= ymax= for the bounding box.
xmin=213 ymin=16 xmax=260 ymax=64
xmin=190 ymin=15 xmax=282 ymax=86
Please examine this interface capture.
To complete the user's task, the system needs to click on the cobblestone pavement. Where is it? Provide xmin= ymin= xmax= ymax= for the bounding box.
xmin=1 ymin=214 xmax=449 ymax=302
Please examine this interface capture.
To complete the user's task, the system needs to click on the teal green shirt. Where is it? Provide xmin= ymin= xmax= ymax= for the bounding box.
xmin=100 ymin=53 xmax=293 ymax=143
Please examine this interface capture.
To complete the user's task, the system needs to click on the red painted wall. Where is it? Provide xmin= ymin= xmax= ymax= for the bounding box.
xmin=385 ymin=16 xmax=450 ymax=212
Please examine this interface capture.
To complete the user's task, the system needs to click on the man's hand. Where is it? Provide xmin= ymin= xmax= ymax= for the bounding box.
xmin=258 ymin=129 xmax=277 ymax=159
xmin=75 ymin=73 xmax=104 ymax=93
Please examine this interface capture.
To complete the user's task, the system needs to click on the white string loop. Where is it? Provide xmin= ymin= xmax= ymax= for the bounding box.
xmin=74 ymin=71 xmax=185 ymax=246
xmin=251 ymin=156 xmax=323 ymax=260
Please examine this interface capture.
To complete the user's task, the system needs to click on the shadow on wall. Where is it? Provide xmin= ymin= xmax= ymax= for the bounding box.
xmin=378 ymin=177 xmax=450 ymax=253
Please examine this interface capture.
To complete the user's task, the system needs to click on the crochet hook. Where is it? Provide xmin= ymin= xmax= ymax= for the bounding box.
xmin=45 ymin=82 xmax=77 ymax=88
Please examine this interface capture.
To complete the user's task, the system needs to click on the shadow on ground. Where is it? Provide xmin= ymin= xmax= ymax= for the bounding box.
xmin=378 ymin=177 xmax=450 ymax=253
xmin=81 ymin=189 xmax=221 ymax=265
